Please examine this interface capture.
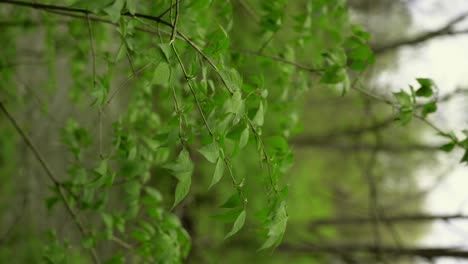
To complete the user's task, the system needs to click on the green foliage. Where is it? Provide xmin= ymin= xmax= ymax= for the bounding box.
xmin=0 ymin=0 xmax=467 ymax=263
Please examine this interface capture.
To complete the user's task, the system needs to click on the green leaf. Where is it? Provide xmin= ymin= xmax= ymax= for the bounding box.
xmin=239 ymin=127 xmax=249 ymax=149
xmin=439 ymin=142 xmax=456 ymax=152
xmin=422 ymin=102 xmax=437 ymax=117
xmin=82 ymin=235 xmax=96 ymax=249
xmin=225 ymin=210 xmax=246 ymax=239
xmin=152 ymin=63 xmax=170 ymax=86
xmin=265 ymin=136 xmax=288 ymax=152
xmin=393 ymin=90 xmax=412 ymax=107
xmin=220 ymin=68 xmax=243 ymax=92
xmin=260 ymin=202 xmax=288 ymax=250
xmin=126 ymin=0 xmax=136 ymax=14
xmin=158 ymin=44 xmax=172 ymax=63
xmin=416 ymin=78 xmax=433 ymax=88
xmin=165 ymin=149 xmax=194 ymax=207
xmin=253 ymin=102 xmax=264 ymax=126
xmin=198 ymin=142 xmax=220 ymax=163
xmin=224 ymin=90 xmax=245 ymax=124
xmin=173 ymin=177 xmax=191 ymax=208
xmin=416 ymin=86 xmax=433 ymax=97
xmin=461 ymin=150 xmax=468 ymax=164
xmin=45 ymin=197 xmax=60 ymax=211
xmin=320 ymin=65 xmax=346 ymax=84
xmin=144 ymin=187 xmax=163 ymax=202
xmin=213 ymin=208 xmax=243 ymax=222
xmin=209 ymin=157 xmax=225 ymax=189
xmin=220 ymin=192 xmax=242 ymax=208
xmin=165 ymin=149 xmax=194 ymax=176
xmin=104 ymin=0 xmax=125 ymax=23
xmin=398 ymin=107 xmax=413 ymax=126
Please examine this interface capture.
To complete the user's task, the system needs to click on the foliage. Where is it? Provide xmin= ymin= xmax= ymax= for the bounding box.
xmin=0 ymin=0 xmax=467 ymax=263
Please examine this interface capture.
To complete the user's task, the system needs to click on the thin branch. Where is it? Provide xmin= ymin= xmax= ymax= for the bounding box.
xmin=280 ymin=243 xmax=468 ymax=259
xmin=171 ymin=44 xmax=213 ymax=137
xmin=233 ymin=48 xmax=324 ymax=73
xmin=104 ymin=62 xmax=152 ymax=108
xmin=310 ymin=213 xmax=468 ymax=227
xmin=290 ymin=139 xmax=440 ymax=153
xmin=171 ymin=42 xmax=247 ymax=207
xmin=373 ymin=11 xmax=468 ymax=54
xmin=0 ymin=101 xmax=101 ymax=264
xmin=169 ymin=0 xmax=179 ymax=44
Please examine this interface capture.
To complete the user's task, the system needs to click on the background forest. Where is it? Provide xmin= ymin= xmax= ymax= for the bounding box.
xmin=1 ymin=0 xmax=468 ymax=263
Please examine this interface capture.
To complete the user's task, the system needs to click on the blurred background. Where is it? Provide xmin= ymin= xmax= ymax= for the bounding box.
xmin=1 ymin=0 xmax=468 ymax=263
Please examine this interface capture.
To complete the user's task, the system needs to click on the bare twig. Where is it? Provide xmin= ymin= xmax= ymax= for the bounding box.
xmin=373 ymin=11 xmax=468 ymax=54
xmin=310 ymin=213 xmax=468 ymax=227
xmin=280 ymin=243 xmax=468 ymax=259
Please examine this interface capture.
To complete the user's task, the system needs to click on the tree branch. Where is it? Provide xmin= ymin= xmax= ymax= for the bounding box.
xmin=373 ymin=11 xmax=468 ymax=54
xmin=290 ymin=138 xmax=440 ymax=153
xmin=0 ymin=101 xmax=101 ymax=264
xmin=310 ymin=213 xmax=468 ymax=227
xmin=280 ymin=243 xmax=468 ymax=259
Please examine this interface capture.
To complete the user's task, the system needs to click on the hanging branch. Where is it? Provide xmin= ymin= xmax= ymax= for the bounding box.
xmin=0 ymin=101 xmax=101 ymax=264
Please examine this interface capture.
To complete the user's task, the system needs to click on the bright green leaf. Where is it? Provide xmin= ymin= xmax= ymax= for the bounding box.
xmin=260 ymin=202 xmax=288 ymax=250
xmin=416 ymin=78 xmax=433 ymax=88
xmin=461 ymin=150 xmax=468 ymax=164
xmin=126 ymin=0 xmax=136 ymax=14
xmin=439 ymin=142 xmax=456 ymax=152
xmin=253 ymin=102 xmax=264 ymax=126
xmin=239 ymin=127 xmax=249 ymax=149
xmin=393 ymin=90 xmax=412 ymax=107
xmin=104 ymin=0 xmax=125 ymax=23
xmin=398 ymin=107 xmax=413 ymax=126
xmin=225 ymin=210 xmax=246 ymax=239
xmin=173 ymin=177 xmax=191 ymax=208
xmin=198 ymin=142 xmax=220 ymax=163
xmin=416 ymin=86 xmax=433 ymax=97
xmin=209 ymin=157 xmax=225 ymax=189
xmin=422 ymin=102 xmax=437 ymax=117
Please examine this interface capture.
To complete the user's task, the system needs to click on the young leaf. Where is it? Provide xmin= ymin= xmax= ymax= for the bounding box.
xmin=144 ymin=187 xmax=163 ymax=203
xmin=126 ymin=0 xmax=136 ymax=14
xmin=320 ymin=65 xmax=346 ymax=84
xmin=173 ymin=177 xmax=191 ymax=208
xmin=225 ymin=210 xmax=246 ymax=239
xmin=165 ymin=149 xmax=194 ymax=207
xmin=439 ymin=142 xmax=456 ymax=152
xmin=398 ymin=107 xmax=413 ymax=126
xmin=198 ymin=142 xmax=220 ymax=163
xmin=260 ymin=202 xmax=288 ymax=250
xmin=239 ymin=127 xmax=249 ymax=149
xmin=253 ymin=102 xmax=264 ymax=126
xmin=104 ymin=0 xmax=125 ymax=23
xmin=422 ymin=102 xmax=437 ymax=117
xmin=416 ymin=86 xmax=433 ymax=97
xmin=393 ymin=90 xmax=412 ymax=107
xmin=461 ymin=149 xmax=468 ymax=164
xmin=209 ymin=157 xmax=225 ymax=189
xmin=416 ymin=78 xmax=433 ymax=88
xmin=152 ymin=63 xmax=170 ymax=86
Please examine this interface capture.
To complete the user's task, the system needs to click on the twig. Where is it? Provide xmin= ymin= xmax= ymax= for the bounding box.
xmin=374 ymin=11 xmax=468 ymax=54
xmin=169 ymin=0 xmax=179 ymax=44
xmin=0 ymin=101 xmax=101 ymax=264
